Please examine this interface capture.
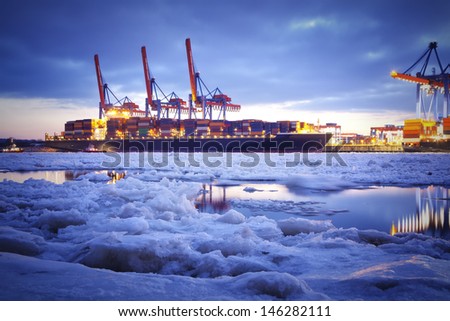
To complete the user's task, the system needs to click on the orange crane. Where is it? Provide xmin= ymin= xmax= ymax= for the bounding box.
xmin=185 ymin=38 xmax=240 ymax=120
xmin=141 ymin=46 xmax=153 ymax=118
xmin=94 ymin=54 xmax=144 ymax=119
xmin=185 ymin=38 xmax=197 ymax=106
xmin=391 ymin=42 xmax=449 ymax=119
xmin=141 ymin=46 xmax=188 ymax=122
xmin=94 ymin=54 xmax=108 ymax=119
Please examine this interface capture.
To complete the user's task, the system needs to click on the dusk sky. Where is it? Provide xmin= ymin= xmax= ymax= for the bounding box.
xmin=1 ymin=0 xmax=449 ymax=139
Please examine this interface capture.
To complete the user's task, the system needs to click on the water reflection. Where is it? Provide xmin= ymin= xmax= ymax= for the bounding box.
xmin=195 ymin=184 xmax=230 ymax=213
xmin=391 ymin=186 xmax=449 ymax=239
xmin=0 ymin=170 xmax=69 ymax=184
xmin=2 ymin=170 xmax=449 ymax=239
xmin=197 ymin=183 xmax=449 ymax=239
xmin=107 ymin=170 xmax=127 ymax=184
xmin=0 ymin=170 xmax=126 ymax=184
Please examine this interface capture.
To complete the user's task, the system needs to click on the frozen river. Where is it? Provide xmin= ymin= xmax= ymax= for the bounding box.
xmin=0 ymin=152 xmax=449 ymax=300
xmin=1 ymin=169 xmax=448 ymax=239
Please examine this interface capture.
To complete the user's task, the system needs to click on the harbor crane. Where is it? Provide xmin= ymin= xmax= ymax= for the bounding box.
xmin=141 ymin=46 xmax=188 ymax=122
xmin=391 ymin=42 xmax=449 ymax=120
xmin=94 ymin=54 xmax=144 ymax=119
xmin=185 ymin=38 xmax=241 ymax=120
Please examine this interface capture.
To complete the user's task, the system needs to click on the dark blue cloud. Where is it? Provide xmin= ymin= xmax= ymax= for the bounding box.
xmin=0 ymin=0 xmax=449 ymax=113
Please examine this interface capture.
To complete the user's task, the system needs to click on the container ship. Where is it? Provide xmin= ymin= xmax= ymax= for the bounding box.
xmin=45 ymin=39 xmax=332 ymax=153
xmin=45 ymin=117 xmax=332 ymax=153
xmin=402 ymin=118 xmax=450 ymax=152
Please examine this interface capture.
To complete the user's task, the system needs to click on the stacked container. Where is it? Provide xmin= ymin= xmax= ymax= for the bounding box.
xmin=289 ymin=121 xmax=300 ymax=133
xmin=224 ymin=120 xmax=232 ymax=136
xmin=402 ymin=119 xmax=437 ymax=139
xmin=443 ymin=117 xmax=450 ymax=135
xmin=106 ymin=119 xmax=125 ymax=139
xmin=74 ymin=120 xmax=83 ymax=138
xmin=196 ymin=119 xmax=210 ymax=136
xmin=250 ymin=120 xmax=264 ymax=135
xmin=183 ymin=119 xmax=197 ymax=136
xmin=403 ymin=119 xmax=422 ymax=139
xmin=422 ymin=120 xmax=437 ymax=137
xmin=64 ymin=121 xmax=75 ymax=139
xmin=278 ymin=121 xmax=290 ymax=133
xmin=138 ymin=117 xmax=152 ymax=137
xmin=159 ymin=118 xmax=174 ymax=137
xmin=229 ymin=121 xmax=243 ymax=136
xmin=126 ymin=117 xmax=139 ymax=137
xmin=209 ymin=120 xmax=226 ymax=136
xmin=242 ymin=120 xmax=252 ymax=135
xmin=82 ymin=119 xmax=94 ymax=139
xmin=264 ymin=122 xmax=279 ymax=135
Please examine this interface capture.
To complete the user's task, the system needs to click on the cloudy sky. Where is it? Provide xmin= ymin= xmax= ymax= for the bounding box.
xmin=1 ymin=0 xmax=449 ymax=138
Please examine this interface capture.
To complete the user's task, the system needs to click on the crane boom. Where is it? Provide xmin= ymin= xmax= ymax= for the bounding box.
xmin=94 ymin=54 xmax=106 ymax=118
xmin=391 ymin=42 xmax=450 ymax=119
xmin=185 ymin=38 xmax=197 ymax=103
xmin=141 ymin=46 xmax=153 ymax=117
xmin=390 ymin=71 xmax=431 ymax=86
xmin=391 ymin=71 xmax=447 ymax=88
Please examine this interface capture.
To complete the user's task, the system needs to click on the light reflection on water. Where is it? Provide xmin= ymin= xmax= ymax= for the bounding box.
xmin=196 ymin=183 xmax=449 ymax=239
xmin=1 ymin=170 xmax=448 ymax=239
xmin=392 ymin=186 xmax=449 ymax=239
xmin=0 ymin=170 xmax=70 ymax=184
xmin=0 ymin=170 xmax=126 ymax=184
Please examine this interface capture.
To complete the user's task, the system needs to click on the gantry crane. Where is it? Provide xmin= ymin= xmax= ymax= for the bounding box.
xmin=185 ymin=38 xmax=241 ymax=120
xmin=94 ymin=54 xmax=144 ymax=119
xmin=391 ymin=42 xmax=449 ymax=120
xmin=141 ymin=46 xmax=188 ymax=123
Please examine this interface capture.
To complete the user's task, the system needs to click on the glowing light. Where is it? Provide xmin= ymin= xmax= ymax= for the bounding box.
xmin=390 ymin=222 xmax=397 ymax=236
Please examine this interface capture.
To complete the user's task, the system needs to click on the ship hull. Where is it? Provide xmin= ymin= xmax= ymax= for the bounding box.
xmin=403 ymin=139 xmax=450 ymax=152
xmin=45 ymin=133 xmax=332 ymax=153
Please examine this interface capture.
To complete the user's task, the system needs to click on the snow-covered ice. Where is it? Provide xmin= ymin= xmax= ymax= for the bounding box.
xmin=0 ymin=152 xmax=449 ymax=300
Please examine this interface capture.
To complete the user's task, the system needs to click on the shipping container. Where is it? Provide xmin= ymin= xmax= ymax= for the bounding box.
xmin=403 ymin=134 xmax=421 ymax=139
xmin=65 ymin=123 xmax=75 ymax=132
xmin=138 ymin=129 xmax=149 ymax=136
xmin=442 ymin=118 xmax=450 ymax=132
xmin=278 ymin=121 xmax=290 ymax=133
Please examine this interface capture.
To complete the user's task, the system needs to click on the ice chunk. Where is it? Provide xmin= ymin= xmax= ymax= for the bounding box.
xmin=0 ymin=227 xmax=45 ymax=256
xmin=36 ymin=209 xmax=86 ymax=232
xmin=116 ymin=202 xmax=151 ymax=219
xmin=216 ymin=209 xmax=246 ymax=224
xmin=102 ymin=217 xmax=150 ymax=235
xmin=284 ymin=174 xmax=357 ymax=191
xmin=357 ymin=230 xmax=403 ymax=246
xmin=278 ymin=217 xmax=334 ymax=235
xmin=243 ymin=186 xmax=263 ymax=193
xmin=235 ymin=271 xmax=310 ymax=298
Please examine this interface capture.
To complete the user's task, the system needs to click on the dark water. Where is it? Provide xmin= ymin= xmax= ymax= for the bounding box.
xmin=0 ymin=170 xmax=126 ymax=184
xmin=1 ymin=170 xmax=448 ymax=239
xmin=0 ymin=170 xmax=70 ymax=184
xmin=196 ymin=183 xmax=450 ymax=239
